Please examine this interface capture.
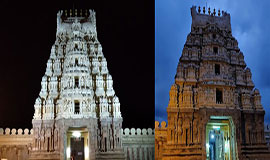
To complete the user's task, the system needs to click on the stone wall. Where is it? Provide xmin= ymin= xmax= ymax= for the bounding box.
xmin=0 ymin=127 xmax=154 ymax=160
xmin=0 ymin=128 xmax=33 ymax=160
xmin=154 ymin=122 xmax=167 ymax=160
xmin=122 ymin=128 xmax=154 ymax=160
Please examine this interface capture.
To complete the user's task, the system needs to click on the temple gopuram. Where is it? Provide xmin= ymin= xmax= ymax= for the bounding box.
xmin=155 ymin=6 xmax=270 ymax=160
xmin=0 ymin=9 xmax=154 ymax=160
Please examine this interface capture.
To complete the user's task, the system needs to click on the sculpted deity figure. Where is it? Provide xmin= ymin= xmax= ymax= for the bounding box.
xmin=82 ymin=100 xmax=87 ymax=111
xmin=92 ymin=59 xmax=99 ymax=74
xmin=84 ymin=57 xmax=89 ymax=66
xmin=193 ymin=118 xmax=199 ymax=144
xmin=97 ymin=75 xmax=103 ymax=87
xmin=41 ymin=76 xmax=48 ymax=92
xmin=55 ymin=59 xmax=61 ymax=72
xmin=194 ymin=88 xmax=198 ymax=105
xmin=101 ymin=61 xmax=108 ymax=74
xmin=101 ymin=131 xmax=105 ymax=151
xmin=47 ymin=59 xmax=52 ymax=70
xmin=50 ymin=45 xmax=56 ymax=58
xmin=86 ymin=76 xmax=92 ymax=88
xmin=54 ymin=129 xmax=59 ymax=150
xmin=65 ymin=77 xmax=69 ymax=89
xmin=61 ymin=77 xmax=65 ymax=88
xmin=106 ymin=75 xmax=115 ymax=97
xmin=113 ymin=96 xmax=121 ymax=118
xmin=173 ymin=124 xmax=177 ymax=143
xmin=58 ymin=45 xmax=63 ymax=57
xmin=80 ymin=76 xmax=85 ymax=88
xmin=33 ymin=128 xmax=39 ymax=150
xmin=100 ymin=97 xmax=109 ymax=118
xmin=68 ymin=77 xmax=72 ymax=88
xmin=34 ymin=97 xmax=42 ymax=119
xmin=96 ymin=75 xmax=105 ymax=96
xmin=90 ymin=100 xmax=96 ymax=113
xmin=179 ymin=117 xmax=184 ymax=144
xmin=49 ymin=77 xmax=58 ymax=94
xmin=45 ymin=128 xmax=52 ymax=151
xmin=99 ymin=97 xmax=104 ymax=113
xmin=40 ymin=129 xmax=45 ymax=151
xmin=70 ymin=101 xmax=74 ymax=113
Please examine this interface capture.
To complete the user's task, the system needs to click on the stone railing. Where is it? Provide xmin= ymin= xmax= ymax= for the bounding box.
xmin=0 ymin=128 xmax=33 ymax=160
xmin=121 ymin=128 xmax=154 ymax=160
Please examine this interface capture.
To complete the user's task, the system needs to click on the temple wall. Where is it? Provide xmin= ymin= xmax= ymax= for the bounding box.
xmin=122 ymin=128 xmax=154 ymax=160
xmin=0 ymin=127 xmax=155 ymax=160
xmin=0 ymin=128 xmax=33 ymax=160
xmin=154 ymin=121 xmax=167 ymax=160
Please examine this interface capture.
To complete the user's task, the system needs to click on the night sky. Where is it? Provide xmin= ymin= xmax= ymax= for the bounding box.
xmin=0 ymin=0 xmax=154 ymax=129
xmin=156 ymin=0 xmax=270 ymax=124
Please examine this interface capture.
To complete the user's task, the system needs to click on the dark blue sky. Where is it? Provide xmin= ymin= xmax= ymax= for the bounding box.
xmin=155 ymin=0 xmax=270 ymax=124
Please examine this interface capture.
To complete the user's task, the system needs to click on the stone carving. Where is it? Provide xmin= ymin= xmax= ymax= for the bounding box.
xmin=29 ymin=9 xmax=127 ymax=160
xmin=122 ymin=128 xmax=154 ymax=160
xmin=33 ymin=97 xmax=42 ymax=120
xmin=155 ymin=6 xmax=270 ymax=160
xmin=0 ymin=9 xmax=154 ymax=160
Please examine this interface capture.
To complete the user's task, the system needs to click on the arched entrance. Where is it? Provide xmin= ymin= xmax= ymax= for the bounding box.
xmin=66 ymin=127 xmax=90 ymax=160
xmin=205 ymin=116 xmax=237 ymax=160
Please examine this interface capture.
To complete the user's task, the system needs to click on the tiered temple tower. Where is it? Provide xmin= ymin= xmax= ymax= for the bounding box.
xmin=30 ymin=9 xmax=124 ymax=160
xmin=155 ymin=6 xmax=270 ymax=160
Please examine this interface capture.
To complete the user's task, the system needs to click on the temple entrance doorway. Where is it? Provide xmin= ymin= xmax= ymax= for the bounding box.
xmin=66 ymin=127 xmax=90 ymax=160
xmin=206 ymin=116 xmax=237 ymax=160
xmin=71 ymin=137 xmax=84 ymax=160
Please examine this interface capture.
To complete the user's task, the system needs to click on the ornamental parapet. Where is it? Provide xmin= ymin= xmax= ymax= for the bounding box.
xmin=0 ymin=128 xmax=33 ymax=146
xmin=121 ymin=128 xmax=154 ymax=160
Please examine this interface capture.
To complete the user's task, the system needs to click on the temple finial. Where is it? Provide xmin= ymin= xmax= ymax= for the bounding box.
xmin=85 ymin=9 xmax=88 ymax=17
xmin=75 ymin=9 xmax=77 ymax=16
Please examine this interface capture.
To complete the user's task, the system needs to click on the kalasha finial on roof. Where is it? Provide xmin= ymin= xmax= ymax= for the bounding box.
xmin=198 ymin=6 xmax=201 ymax=13
xmin=75 ymin=9 xmax=77 ymax=16
xmin=70 ymin=9 xmax=72 ymax=16
xmin=190 ymin=6 xmax=232 ymax=31
xmin=85 ymin=9 xmax=88 ymax=17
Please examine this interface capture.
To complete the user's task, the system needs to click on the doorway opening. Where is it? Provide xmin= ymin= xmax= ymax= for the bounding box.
xmin=66 ymin=127 xmax=89 ymax=160
xmin=206 ymin=116 xmax=237 ymax=160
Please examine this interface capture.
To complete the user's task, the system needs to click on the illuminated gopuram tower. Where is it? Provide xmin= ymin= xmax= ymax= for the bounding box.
xmin=30 ymin=9 xmax=124 ymax=160
xmin=155 ymin=6 xmax=270 ymax=160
